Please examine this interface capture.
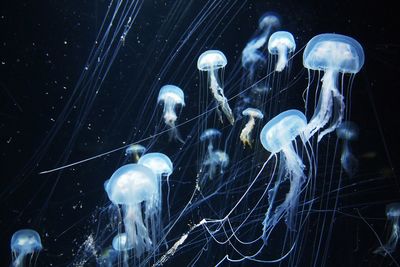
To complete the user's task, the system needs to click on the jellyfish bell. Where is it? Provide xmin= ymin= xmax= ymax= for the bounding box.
xmin=197 ymin=50 xmax=234 ymax=125
xmin=112 ymin=233 xmax=133 ymax=252
xmin=259 ymin=110 xmax=310 ymax=241
xmin=336 ymin=121 xmax=359 ymax=141
xmin=125 ymin=144 xmax=146 ymax=162
xmin=268 ymin=31 xmax=296 ymax=72
xmin=386 ymin=203 xmax=400 ymax=218
xmin=105 ymin=164 xmax=159 ymax=257
xmin=240 ymin=108 xmax=264 ymax=148
xmin=200 ymin=128 xmax=221 ymax=142
xmin=258 ymin=12 xmax=281 ymax=30
xmin=137 ymin=152 xmax=173 ymax=177
xmin=10 ymin=229 xmax=42 ymax=267
xmin=303 ymin=33 xmax=365 ymax=141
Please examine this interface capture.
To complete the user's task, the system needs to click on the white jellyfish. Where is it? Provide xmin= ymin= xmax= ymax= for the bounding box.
xmin=374 ymin=203 xmax=400 ymax=256
xmin=268 ymin=31 xmax=296 ymax=72
xmin=336 ymin=121 xmax=359 ymax=177
xmin=303 ymin=33 xmax=365 ymax=141
xmin=200 ymin=150 xmax=229 ymax=185
xmin=242 ymin=13 xmax=280 ymax=77
xmin=259 ymin=110 xmax=310 ymax=242
xmin=197 ymin=50 xmax=235 ymax=125
xmin=240 ymin=108 xmax=264 ymax=148
xmin=157 ymin=85 xmax=185 ymax=143
xmin=200 ymin=128 xmax=221 ymax=154
xmin=125 ymin=144 xmax=146 ymax=162
xmin=138 ymin=152 xmax=173 ymax=220
xmin=10 ymin=229 xmax=42 ymax=267
xmin=105 ymin=164 xmax=159 ymax=257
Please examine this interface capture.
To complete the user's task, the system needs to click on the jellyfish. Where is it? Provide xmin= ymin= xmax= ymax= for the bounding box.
xmin=242 ymin=13 xmax=280 ymax=77
xmin=104 ymin=164 xmax=159 ymax=257
xmin=336 ymin=121 xmax=359 ymax=177
xmin=197 ymin=50 xmax=235 ymax=125
xmin=125 ymin=144 xmax=146 ymax=162
xmin=138 ymin=152 xmax=173 ymax=219
xmin=10 ymin=229 xmax=42 ymax=267
xmin=259 ymin=110 xmax=309 ymax=242
xmin=240 ymin=108 xmax=264 ymax=148
xmin=200 ymin=149 xmax=229 ymax=186
xmin=374 ymin=203 xmax=400 ymax=256
xmin=98 ymin=247 xmax=118 ymax=267
xmin=157 ymin=85 xmax=185 ymax=142
xmin=268 ymin=31 xmax=296 ymax=72
xmin=303 ymin=33 xmax=365 ymax=142
xmin=200 ymin=128 xmax=221 ymax=154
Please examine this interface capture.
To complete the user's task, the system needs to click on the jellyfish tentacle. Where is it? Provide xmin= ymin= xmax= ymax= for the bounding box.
xmin=240 ymin=116 xmax=256 ymax=147
xmin=275 ymin=45 xmax=288 ymax=72
xmin=209 ymin=69 xmax=235 ymax=125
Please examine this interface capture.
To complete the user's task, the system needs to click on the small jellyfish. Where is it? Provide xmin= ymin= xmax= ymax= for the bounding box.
xmin=125 ymin=144 xmax=146 ymax=162
xmin=374 ymin=203 xmax=400 ymax=256
xmin=10 ymin=229 xmax=42 ymax=267
xmin=138 ymin=152 xmax=173 ymax=219
xmin=336 ymin=121 xmax=359 ymax=177
xmin=268 ymin=31 xmax=296 ymax=72
xmin=201 ymin=150 xmax=229 ymax=184
xmin=242 ymin=13 xmax=280 ymax=77
xmin=200 ymin=128 xmax=221 ymax=154
xmin=303 ymin=33 xmax=365 ymax=141
xmin=259 ymin=110 xmax=309 ymax=242
xmin=157 ymin=85 xmax=185 ymax=143
xmin=98 ymin=247 xmax=118 ymax=267
xmin=197 ymin=50 xmax=235 ymax=125
xmin=105 ymin=164 xmax=159 ymax=257
xmin=240 ymin=108 xmax=264 ymax=148
xmin=112 ymin=233 xmax=133 ymax=252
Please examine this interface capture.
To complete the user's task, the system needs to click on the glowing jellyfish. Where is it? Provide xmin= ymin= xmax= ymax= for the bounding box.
xmin=268 ymin=31 xmax=296 ymax=72
xmin=98 ymin=247 xmax=118 ymax=267
xmin=201 ymin=149 xmax=229 ymax=184
xmin=259 ymin=110 xmax=309 ymax=241
xmin=242 ymin=13 xmax=280 ymax=76
xmin=105 ymin=164 xmax=159 ymax=257
xmin=240 ymin=108 xmax=264 ymax=148
xmin=197 ymin=50 xmax=235 ymax=125
xmin=10 ymin=229 xmax=42 ymax=267
xmin=200 ymin=128 xmax=221 ymax=153
xmin=138 ymin=152 xmax=173 ymax=219
xmin=157 ymin=85 xmax=185 ymax=142
xmin=336 ymin=121 xmax=359 ymax=177
xmin=303 ymin=33 xmax=365 ymax=141
xmin=112 ymin=233 xmax=133 ymax=252
xmin=125 ymin=144 xmax=146 ymax=162
xmin=374 ymin=203 xmax=400 ymax=256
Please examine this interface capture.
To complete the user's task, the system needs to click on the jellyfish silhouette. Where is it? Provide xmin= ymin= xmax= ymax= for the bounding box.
xmin=303 ymin=33 xmax=364 ymax=142
xmin=105 ymin=164 xmax=159 ymax=257
xmin=125 ymin=144 xmax=146 ymax=162
xmin=374 ymin=203 xmax=400 ymax=256
xmin=242 ymin=13 xmax=280 ymax=78
xmin=200 ymin=128 xmax=221 ymax=154
xmin=259 ymin=110 xmax=310 ymax=242
xmin=240 ymin=108 xmax=264 ymax=148
xmin=197 ymin=50 xmax=234 ymax=125
xmin=157 ymin=85 xmax=185 ymax=143
xmin=336 ymin=121 xmax=359 ymax=177
xmin=10 ymin=229 xmax=42 ymax=267
xmin=268 ymin=31 xmax=296 ymax=72
xmin=202 ymin=149 xmax=229 ymax=180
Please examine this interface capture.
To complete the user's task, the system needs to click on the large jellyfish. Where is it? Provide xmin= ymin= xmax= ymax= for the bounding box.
xmin=10 ymin=229 xmax=42 ymax=267
xmin=303 ymin=33 xmax=365 ymax=141
xmin=104 ymin=164 xmax=159 ymax=257
xmin=242 ymin=13 xmax=280 ymax=77
xmin=157 ymin=85 xmax=185 ymax=142
xmin=336 ymin=121 xmax=359 ymax=177
xmin=240 ymin=107 xmax=264 ymax=148
xmin=268 ymin=31 xmax=296 ymax=72
xmin=125 ymin=144 xmax=146 ymax=162
xmin=197 ymin=50 xmax=235 ymax=125
xmin=374 ymin=203 xmax=400 ymax=256
xmin=259 ymin=110 xmax=309 ymax=241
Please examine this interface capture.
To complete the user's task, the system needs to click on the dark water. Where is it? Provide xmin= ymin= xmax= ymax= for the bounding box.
xmin=1 ymin=0 xmax=399 ymax=266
